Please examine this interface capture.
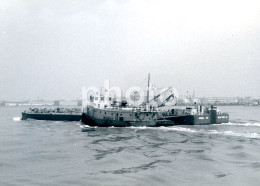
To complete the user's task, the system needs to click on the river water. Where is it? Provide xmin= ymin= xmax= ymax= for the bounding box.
xmin=1 ymin=106 xmax=260 ymax=186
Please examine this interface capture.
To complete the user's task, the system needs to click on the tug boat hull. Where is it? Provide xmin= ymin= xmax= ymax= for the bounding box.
xmin=82 ymin=113 xmax=158 ymax=127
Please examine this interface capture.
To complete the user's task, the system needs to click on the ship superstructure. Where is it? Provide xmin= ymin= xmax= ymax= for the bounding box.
xmin=81 ymin=74 xmax=165 ymax=127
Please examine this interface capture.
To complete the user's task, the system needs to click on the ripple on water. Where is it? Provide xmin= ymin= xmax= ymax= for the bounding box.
xmin=251 ymin=162 xmax=260 ymax=169
xmin=101 ymin=160 xmax=171 ymax=175
xmin=168 ymin=149 xmax=182 ymax=155
xmin=177 ymin=139 xmax=189 ymax=143
xmin=227 ymin=151 xmax=249 ymax=159
xmin=91 ymin=136 xmax=134 ymax=144
xmin=230 ymin=145 xmax=244 ymax=150
xmin=215 ymin=173 xmax=227 ymax=178
xmin=185 ymin=149 xmax=204 ymax=154
xmin=95 ymin=147 xmax=125 ymax=160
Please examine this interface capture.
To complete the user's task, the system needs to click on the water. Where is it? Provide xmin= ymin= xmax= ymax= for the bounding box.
xmin=1 ymin=106 xmax=260 ymax=186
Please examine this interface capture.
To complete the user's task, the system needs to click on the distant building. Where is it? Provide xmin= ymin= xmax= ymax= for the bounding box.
xmin=177 ymin=98 xmax=200 ymax=105
xmin=176 ymin=96 xmax=254 ymax=106
xmin=2 ymin=100 xmax=53 ymax=106
xmin=54 ymin=101 xmax=60 ymax=106
xmin=200 ymin=97 xmax=252 ymax=105
xmin=77 ymin=100 xmax=82 ymax=106
xmin=59 ymin=100 xmax=80 ymax=106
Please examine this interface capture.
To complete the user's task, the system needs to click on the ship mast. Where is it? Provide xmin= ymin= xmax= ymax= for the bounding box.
xmin=147 ymin=73 xmax=150 ymax=105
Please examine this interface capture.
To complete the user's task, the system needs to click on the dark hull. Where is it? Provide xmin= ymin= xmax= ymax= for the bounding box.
xmin=22 ymin=112 xmax=81 ymax=121
xmin=82 ymin=113 xmax=161 ymax=127
xmin=164 ymin=113 xmax=229 ymax=125
xmin=82 ymin=112 xmax=229 ymax=127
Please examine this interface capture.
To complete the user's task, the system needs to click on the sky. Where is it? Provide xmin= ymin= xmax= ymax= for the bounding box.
xmin=0 ymin=0 xmax=260 ymax=101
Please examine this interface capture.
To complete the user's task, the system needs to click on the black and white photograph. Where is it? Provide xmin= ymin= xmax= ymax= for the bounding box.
xmin=1 ymin=0 xmax=260 ymax=185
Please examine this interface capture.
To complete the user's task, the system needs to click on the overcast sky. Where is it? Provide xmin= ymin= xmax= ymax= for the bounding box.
xmin=1 ymin=0 xmax=260 ymax=101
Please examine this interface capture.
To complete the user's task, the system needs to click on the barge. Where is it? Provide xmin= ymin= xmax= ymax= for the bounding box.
xmin=161 ymin=105 xmax=229 ymax=125
xmin=22 ymin=108 xmax=81 ymax=121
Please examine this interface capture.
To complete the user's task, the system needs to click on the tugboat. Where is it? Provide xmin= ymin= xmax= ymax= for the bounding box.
xmin=81 ymin=74 xmax=174 ymax=127
xmin=82 ymin=104 xmax=162 ymax=127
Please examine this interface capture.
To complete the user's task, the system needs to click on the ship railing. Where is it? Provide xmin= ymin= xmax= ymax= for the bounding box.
xmin=25 ymin=107 xmax=82 ymax=114
xmin=89 ymin=105 xmax=159 ymax=112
